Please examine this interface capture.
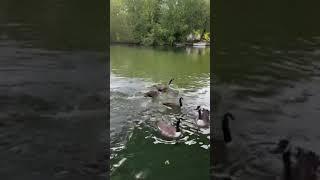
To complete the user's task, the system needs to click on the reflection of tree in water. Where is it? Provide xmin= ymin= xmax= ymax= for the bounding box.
xmin=0 ymin=0 xmax=106 ymax=50
xmin=111 ymin=46 xmax=210 ymax=89
xmin=185 ymin=47 xmax=209 ymax=56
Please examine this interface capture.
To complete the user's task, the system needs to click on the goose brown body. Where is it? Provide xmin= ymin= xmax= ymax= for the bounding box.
xmin=162 ymin=97 xmax=183 ymax=109
xmin=144 ymin=90 xmax=159 ymax=97
xmin=195 ymin=106 xmax=210 ymax=128
xmin=154 ymin=78 xmax=174 ymax=92
xmin=157 ymin=118 xmax=182 ymax=139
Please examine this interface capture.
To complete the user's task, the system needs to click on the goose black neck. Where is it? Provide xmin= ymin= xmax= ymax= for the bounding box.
xmin=176 ymin=120 xmax=181 ymax=132
xmin=222 ymin=115 xmax=231 ymax=130
xmin=283 ymin=150 xmax=291 ymax=180
xmin=168 ymin=78 xmax=174 ymax=85
xmin=179 ymin=98 xmax=183 ymax=107
xmin=222 ymin=113 xmax=233 ymax=143
xmin=198 ymin=109 xmax=202 ymax=119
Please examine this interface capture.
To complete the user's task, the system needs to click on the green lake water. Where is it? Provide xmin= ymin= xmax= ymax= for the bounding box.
xmin=110 ymin=45 xmax=210 ymax=180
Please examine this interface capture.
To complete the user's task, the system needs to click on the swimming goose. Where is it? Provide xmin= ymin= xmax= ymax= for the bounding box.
xmin=222 ymin=112 xmax=235 ymax=144
xmin=154 ymin=78 xmax=174 ymax=92
xmin=195 ymin=106 xmax=210 ymax=128
xmin=157 ymin=117 xmax=183 ymax=139
xmin=271 ymin=139 xmax=320 ymax=180
xmin=162 ymin=97 xmax=183 ymax=110
xmin=144 ymin=90 xmax=159 ymax=98
xmin=212 ymin=112 xmax=237 ymax=168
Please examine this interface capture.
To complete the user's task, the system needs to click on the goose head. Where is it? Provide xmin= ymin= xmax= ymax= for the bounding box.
xmin=168 ymin=78 xmax=174 ymax=85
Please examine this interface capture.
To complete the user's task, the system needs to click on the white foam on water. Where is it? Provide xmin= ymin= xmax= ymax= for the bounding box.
xmin=185 ymin=139 xmax=197 ymax=145
xmin=200 ymin=128 xmax=210 ymax=135
xmin=180 ymin=136 xmax=189 ymax=141
xmin=151 ymin=136 xmax=177 ymax=145
xmin=111 ymin=144 xmax=126 ymax=152
xmin=135 ymin=171 xmax=146 ymax=179
xmin=200 ymin=144 xmax=210 ymax=150
xmin=112 ymin=157 xmax=127 ymax=168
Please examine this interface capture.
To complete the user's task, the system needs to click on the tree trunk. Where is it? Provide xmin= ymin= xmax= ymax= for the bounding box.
xmin=200 ymin=29 xmax=206 ymax=41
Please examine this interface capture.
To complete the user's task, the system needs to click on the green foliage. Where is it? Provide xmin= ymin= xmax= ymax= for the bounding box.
xmin=110 ymin=0 xmax=210 ymax=46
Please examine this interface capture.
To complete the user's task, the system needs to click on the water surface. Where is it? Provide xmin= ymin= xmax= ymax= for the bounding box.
xmin=0 ymin=0 xmax=106 ymax=179
xmin=213 ymin=1 xmax=320 ymax=179
xmin=110 ymin=45 xmax=210 ymax=180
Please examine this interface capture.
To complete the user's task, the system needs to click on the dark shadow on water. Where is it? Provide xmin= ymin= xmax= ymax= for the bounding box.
xmin=0 ymin=0 xmax=107 ymax=179
xmin=212 ymin=1 xmax=320 ymax=179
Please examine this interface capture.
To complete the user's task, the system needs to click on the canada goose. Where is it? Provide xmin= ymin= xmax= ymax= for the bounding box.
xmin=222 ymin=112 xmax=235 ymax=144
xmin=157 ymin=117 xmax=183 ymax=139
xmin=162 ymin=97 xmax=183 ymax=110
xmin=154 ymin=78 xmax=174 ymax=92
xmin=195 ymin=106 xmax=210 ymax=128
xmin=144 ymin=90 xmax=159 ymax=98
xmin=271 ymin=139 xmax=320 ymax=180
xmin=212 ymin=113 xmax=236 ymax=166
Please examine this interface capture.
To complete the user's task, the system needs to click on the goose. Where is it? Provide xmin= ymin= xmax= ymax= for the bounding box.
xmin=222 ymin=112 xmax=235 ymax=144
xmin=271 ymin=139 xmax=320 ymax=180
xmin=157 ymin=117 xmax=183 ymax=139
xmin=195 ymin=106 xmax=210 ymax=128
xmin=162 ymin=97 xmax=183 ymax=110
xmin=154 ymin=78 xmax=174 ymax=92
xmin=212 ymin=113 xmax=236 ymax=167
xmin=144 ymin=90 xmax=159 ymax=98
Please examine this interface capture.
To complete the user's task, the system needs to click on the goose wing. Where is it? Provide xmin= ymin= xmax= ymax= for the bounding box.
xmin=144 ymin=90 xmax=159 ymax=97
xmin=201 ymin=109 xmax=210 ymax=121
xmin=162 ymin=102 xmax=177 ymax=107
xmin=157 ymin=121 xmax=176 ymax=137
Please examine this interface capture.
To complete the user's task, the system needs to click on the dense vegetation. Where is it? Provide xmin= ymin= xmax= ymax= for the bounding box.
xmin=110 ymin=0 xmax=210 ymax=46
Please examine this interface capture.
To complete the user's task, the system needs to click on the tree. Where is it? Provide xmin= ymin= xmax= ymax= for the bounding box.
xmin=110 ymin=0 xmax=210 ymax=45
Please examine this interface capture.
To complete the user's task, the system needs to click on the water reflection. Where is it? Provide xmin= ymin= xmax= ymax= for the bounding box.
xmin=0 ymin=0 xmax=106 ymax=179
xmin=0 ymin=0 xmax=106 ymax=50
xmin=214 ymin=1 xmax=320 ymax=179
xmin=111 ymin=45 xmax=210 ymax=89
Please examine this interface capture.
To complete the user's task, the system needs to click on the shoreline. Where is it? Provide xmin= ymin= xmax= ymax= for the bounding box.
xmin=110 ymin=41 xmax=210 ymax=48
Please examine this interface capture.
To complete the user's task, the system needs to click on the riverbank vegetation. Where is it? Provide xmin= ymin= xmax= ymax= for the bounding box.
xmin=110 ymin=0 xmax=210 ymax=46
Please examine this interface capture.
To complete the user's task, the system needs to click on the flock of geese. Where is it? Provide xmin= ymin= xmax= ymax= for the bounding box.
xmin=143 ymin=78 xmax=320 ymax=180
xmin=143 ymin=78 xmax=211 ymax=139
